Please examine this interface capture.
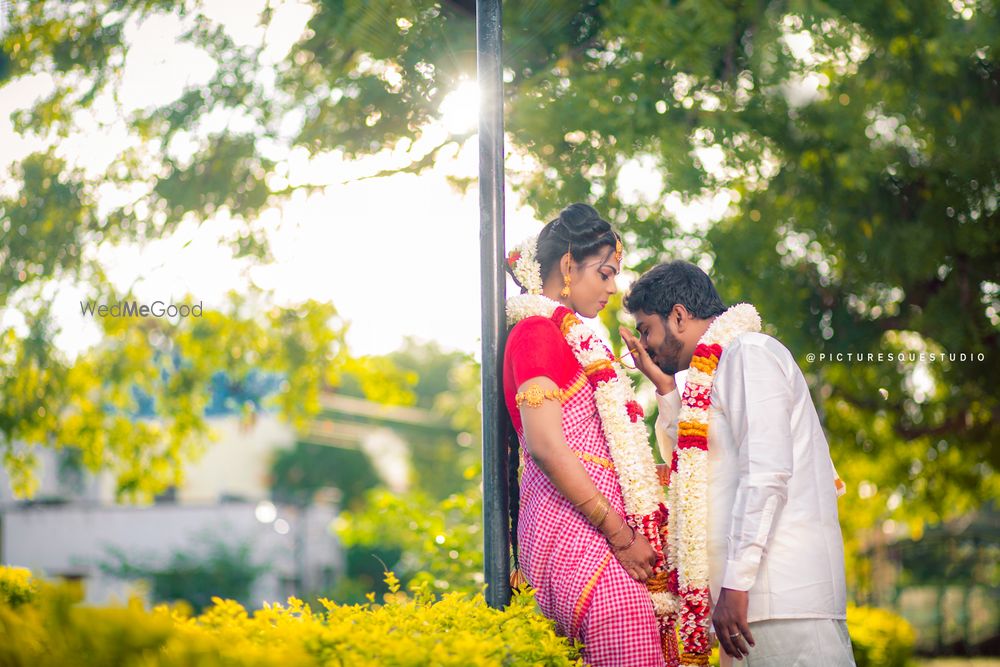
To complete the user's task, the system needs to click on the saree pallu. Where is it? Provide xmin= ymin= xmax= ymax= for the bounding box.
xmin=517 ymin=368 xmax=663 ymax=666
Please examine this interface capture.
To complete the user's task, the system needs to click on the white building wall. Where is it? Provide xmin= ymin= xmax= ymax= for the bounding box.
xmin=1 ymin=500 xmax=341 ymax=606
xmin=0 ymin=413 xmax=342 ymax=607
xmin=176 ymin=413 xmax=297 ymax=503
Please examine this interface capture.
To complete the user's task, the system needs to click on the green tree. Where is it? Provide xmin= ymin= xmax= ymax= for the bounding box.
xmin=386 ymin=338 xmax=472 ymax=410
xmin=271 ymin=339 xmax=479 ymax=507
xmin=0 ymin=2 xmax=418 ymax=499
xmin=3 ymin=1 xmax=996 ymax=560
xmin=1 ymin=283 xmax=362 ymax=499
xmin=388 ymin=340 xmax=481 ymax=495
xmin=334 ymin=469 xmax=484 ymax=597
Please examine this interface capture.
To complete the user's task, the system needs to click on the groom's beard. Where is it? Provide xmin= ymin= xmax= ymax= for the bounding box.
xmin=654 ymin=330 xmax=685 ymax=376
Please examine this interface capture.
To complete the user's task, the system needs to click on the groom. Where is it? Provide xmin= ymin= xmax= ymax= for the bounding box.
xmin=620 ymin=261 xmax=855 ymax=666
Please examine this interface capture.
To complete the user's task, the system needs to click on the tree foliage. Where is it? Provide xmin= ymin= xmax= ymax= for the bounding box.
xmin=1 ymin=284 xmax=358 ymax=499
xmin=0 ymin=2 xmax=416 ymax=499
xmin=271 ymin=340 xmax=480 ymax=509
xmin=2 ymin=1 xmax=996 ymax=540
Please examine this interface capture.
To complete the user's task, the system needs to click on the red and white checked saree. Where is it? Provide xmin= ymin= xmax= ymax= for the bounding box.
xmin=504 ymin=316 xmax=663 ymax=666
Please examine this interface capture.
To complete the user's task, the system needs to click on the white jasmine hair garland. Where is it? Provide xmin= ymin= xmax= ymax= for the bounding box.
xmin=505 ymin=235 xmax=543 ymax=295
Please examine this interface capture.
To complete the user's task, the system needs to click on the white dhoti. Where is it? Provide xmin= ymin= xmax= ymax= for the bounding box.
xmin=718 ymin=618 xmax=856 ymax=667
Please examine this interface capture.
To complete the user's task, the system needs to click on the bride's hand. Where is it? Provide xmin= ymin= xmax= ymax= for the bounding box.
xmin=619 ymin=326 xmax=676 ymax=396
xmin=609 ymin=529 xmax=658 ymax=582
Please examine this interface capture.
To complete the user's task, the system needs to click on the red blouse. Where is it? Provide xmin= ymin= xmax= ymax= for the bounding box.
xmin=503 ymin=315 xmax=581 ymax=433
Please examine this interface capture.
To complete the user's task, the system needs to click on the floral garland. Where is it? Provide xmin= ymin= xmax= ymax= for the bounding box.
xmin=507 ymin=293 xmax=679 ymax=631
xmin=506 ymin=235 xmax=680 ymax=664
xmin=506 ymin=236 xmax=543 ymax=295
xmin=667 ymin=303 xmax=761 ymax=665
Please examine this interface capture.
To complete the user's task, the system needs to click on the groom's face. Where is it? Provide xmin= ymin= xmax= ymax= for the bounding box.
xmin=634 ymin=310 xmax=685 ymax=375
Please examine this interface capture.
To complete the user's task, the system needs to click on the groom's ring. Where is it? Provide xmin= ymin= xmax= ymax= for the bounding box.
xmin=730 ymin=633 xmax=741 ymax=639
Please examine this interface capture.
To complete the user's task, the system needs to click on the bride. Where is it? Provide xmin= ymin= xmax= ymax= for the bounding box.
xmin=502 ymin=203 xmax=674 ymax=666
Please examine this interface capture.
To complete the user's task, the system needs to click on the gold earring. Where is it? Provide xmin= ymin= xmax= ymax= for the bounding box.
xmin=561 ymin=273 xmax=571 ymax=298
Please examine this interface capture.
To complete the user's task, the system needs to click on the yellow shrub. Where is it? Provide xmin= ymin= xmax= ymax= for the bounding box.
xmin=847 ymin=603 xmax=917 ymax=667
xmin=0 ymin=566 xmax=36 ymax=607
xmin=0 ymin=567 xmax=583 ymax=666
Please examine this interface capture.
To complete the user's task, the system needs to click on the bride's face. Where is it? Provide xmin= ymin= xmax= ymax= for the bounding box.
xmin=566 ymin=249 xmax=620 ymax=318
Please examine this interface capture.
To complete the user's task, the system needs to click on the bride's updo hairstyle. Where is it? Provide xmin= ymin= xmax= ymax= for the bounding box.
xmin=508 ymin=203 xmax=621 ymax=292
xmin=505 ymin=202 xmax=620 ymax=583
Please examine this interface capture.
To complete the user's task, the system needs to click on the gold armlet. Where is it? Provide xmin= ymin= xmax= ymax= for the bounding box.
xmin=515 ymin=384 xmax=563 ymax=408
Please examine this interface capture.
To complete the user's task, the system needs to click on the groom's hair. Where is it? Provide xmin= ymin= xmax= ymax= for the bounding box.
xmin=623 ymin=260 xmax=726 ymax=320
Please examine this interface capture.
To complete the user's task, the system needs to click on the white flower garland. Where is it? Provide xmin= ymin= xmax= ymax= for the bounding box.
xmin=667 ymin=303 xmax=761 ymax=662
xmin=507 ymin=293 xmax=664 ymax=513
xmin=506 ymin=290 xmax=678 ymax=635
xmin=506 ymin=235 xmax=543 ymax=295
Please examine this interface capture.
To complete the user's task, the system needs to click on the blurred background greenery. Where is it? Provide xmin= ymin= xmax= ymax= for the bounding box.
xmin=0 ymin=0 xmax=997 ymax=663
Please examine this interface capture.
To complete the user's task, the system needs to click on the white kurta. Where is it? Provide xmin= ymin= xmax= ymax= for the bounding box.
xmin=654 ymin=331 xmax=848 ymax=623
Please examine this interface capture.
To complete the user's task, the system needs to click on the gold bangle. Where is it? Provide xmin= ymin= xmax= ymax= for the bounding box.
xmin=584 ymin=496 xmax=603 ymax=523
xmin=593 ymin=500 xmax=612 ymax=528
xmin=586 ymin=496 xmax=610 ymax=525
xmin=573 ymin=490 xmax=600 ymax=509
xmin=606 ymin=515 xmax=629 ymax=541
xmin=609 ymin=525 xmax=637 ymax=552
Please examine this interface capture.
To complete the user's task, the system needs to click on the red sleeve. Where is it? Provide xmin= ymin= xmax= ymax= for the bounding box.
xmin=506 ymin=316 xmax=574 ymax=388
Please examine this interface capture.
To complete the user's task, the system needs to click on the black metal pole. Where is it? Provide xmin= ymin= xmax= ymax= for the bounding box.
xmin=476 ymin=0 xmax=510 ymax=609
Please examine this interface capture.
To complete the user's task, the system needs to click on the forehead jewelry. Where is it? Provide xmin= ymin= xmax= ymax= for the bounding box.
xmin=615 ymin=237 xmax=623 ymax=263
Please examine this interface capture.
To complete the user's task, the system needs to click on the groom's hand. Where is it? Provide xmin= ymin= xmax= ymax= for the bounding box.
xmin=619 ymin=327 xmax=675 ymax=395
xmin=713 ymin=587 xmax=755 ymax=660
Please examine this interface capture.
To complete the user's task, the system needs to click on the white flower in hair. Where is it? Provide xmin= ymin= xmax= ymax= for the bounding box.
xmin=506 ymin=235 xmax=543 ymax=296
